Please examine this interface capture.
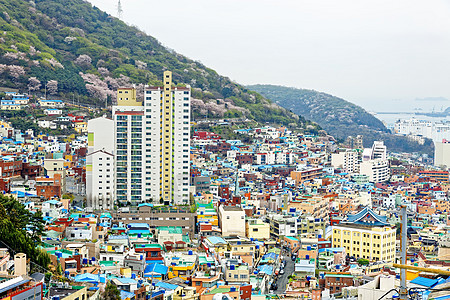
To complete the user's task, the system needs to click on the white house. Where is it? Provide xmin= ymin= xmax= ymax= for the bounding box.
xmin=218 ymin=205 xmax=245 ymax=237
xmin=44 ymin=108 xmax=62 ymax=116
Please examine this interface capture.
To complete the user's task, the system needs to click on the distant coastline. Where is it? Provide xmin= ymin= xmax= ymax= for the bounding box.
xmin=375 ymin=112 xmax=450 ymax=126
xmin=375 ymin=111 xmax=449 ymax=117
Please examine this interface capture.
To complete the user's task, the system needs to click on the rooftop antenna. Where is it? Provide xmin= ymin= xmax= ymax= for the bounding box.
xmin=117 ymin=0 xmax=123 ymax=19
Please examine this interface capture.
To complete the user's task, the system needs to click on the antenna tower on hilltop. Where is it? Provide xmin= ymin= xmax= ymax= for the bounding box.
xmin=117 ymin=0 xmax=123 ymax=19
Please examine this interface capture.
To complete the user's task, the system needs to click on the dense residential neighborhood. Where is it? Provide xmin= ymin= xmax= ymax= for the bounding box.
xmin=0 ymin=73 xmax=450 ymax=300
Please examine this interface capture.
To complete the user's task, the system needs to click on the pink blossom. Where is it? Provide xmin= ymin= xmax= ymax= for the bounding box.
xmin=45 ymin=57 xmax=64 ymax=69
xmin=47 ymin=80 xmax=58 ymax=95
xmin=7 ymin=65 xmax=25 ymax=80
xmin=29 ymin=46 xmax=37 ymax=55
xmin=28 ymin=77 xmax=41 ymax=92
xmin=98 ymin=67 xmax=110 ymax=76
xmin=3 ymin=52 xmax=19 ymax=61
xmin=79 ymin=72 xmax=115 ymax=100
xmin=74 ymin=54 xmax=92 ymax=68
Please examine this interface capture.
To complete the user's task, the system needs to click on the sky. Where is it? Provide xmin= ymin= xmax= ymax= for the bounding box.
xmin=88 ymin=0 xmax=450 ymax=112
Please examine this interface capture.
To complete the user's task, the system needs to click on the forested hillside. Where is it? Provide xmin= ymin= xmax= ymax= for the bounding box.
xmin=0 ymin=0 xmax=318 ymax=129
xmin=249 ymin=85 xmax=434 ymax=154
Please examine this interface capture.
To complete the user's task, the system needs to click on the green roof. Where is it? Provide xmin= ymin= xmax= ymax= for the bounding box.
xmin=195 ymin=200 xmax=214 ymax=209
xmin=44 ymin=230 xmax=63 ymax=239
xmin=158 ymin=226 xmax=182 ymax=234
xmin=134 ymin=243 xmax=163 ymax=249
xmin=100 ymin=212 xmax=112 ymax=219
xmin=206 ymin=287 xmax=231 ymax=294
xmin=100 ymin=260 xmax=117 ymax=266
xmin=324 ymin=274 xmax=353 ymax=278
xmin=129 ymin=232 xmax=153 ymax=237
xmin=47 ymin=249 xmax=73 ymax=258
xmin=182 ymin=234 xmax=190 ymax=244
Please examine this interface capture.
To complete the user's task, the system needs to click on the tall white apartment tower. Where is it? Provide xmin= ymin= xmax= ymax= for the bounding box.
xmin=86 ymin=117 xmax=115 ymax=210
xmin=113 ymin=71 xmax=191 ymax=206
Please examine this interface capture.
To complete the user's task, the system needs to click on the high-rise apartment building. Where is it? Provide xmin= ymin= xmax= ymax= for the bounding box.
xmin=360 ymin=141 xmax=389 ymax=183
xmin=435 ymin=140 xmax=450 ymax=167
xmin=86 ymin=117 xmax=115 ymax=210
xmin=113 ymin=71 xmax=191 ymax=206
xmin=331 ymin=149 xmax=359 ymax=173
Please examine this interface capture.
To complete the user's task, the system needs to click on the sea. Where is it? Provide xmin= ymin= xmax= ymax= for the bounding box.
xmin=375 ymin=113 xmax=450 ymax=128
xmin=360 ymin=98 xmax=450 ymax=128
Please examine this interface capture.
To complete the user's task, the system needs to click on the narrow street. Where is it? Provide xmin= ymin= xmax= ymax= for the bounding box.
xmin=274 ymin=255 xmax=295 ymax=294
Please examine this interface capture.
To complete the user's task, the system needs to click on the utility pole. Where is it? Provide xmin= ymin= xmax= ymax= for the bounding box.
xmin=117 ymin=0 xmax=123 ymax=19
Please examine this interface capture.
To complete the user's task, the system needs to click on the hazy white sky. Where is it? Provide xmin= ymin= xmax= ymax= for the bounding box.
xmin=89 ymin=0 xmax=450 ymax=111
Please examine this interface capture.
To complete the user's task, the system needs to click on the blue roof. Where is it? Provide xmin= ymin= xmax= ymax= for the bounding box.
xmin=128 ymin=229 xmax=150 ymax=234
xmin=207 ymin=236 xmax=226 ymax=244
xmin=144 ymin=263 xmax=168 ymax=276
xmin=410 ymin=276 xmax=439 ymax=288
xmin=116 ymin=277 xmax=138 ymax=284
xmin=258 ymin=264 xmax=273 ymax=275
xmin=128 ymin=223 xmax=150 ymax=228
xmin=120 ymin=290 xmax=136 ymax=300
xmin=74 ymin=274 xmax=105 ymax=284
xmin=262 ymin=252 xmax=278 ymax=260
xmin=155 ymin=282 xmax=179 ymax=290
xmin=345 ymin=206 xmax=389 ymax=226
xmin=45 ymin=199 xmax=61 ymax=205
xmin=318 ymin=247 xmax=345 ymax=254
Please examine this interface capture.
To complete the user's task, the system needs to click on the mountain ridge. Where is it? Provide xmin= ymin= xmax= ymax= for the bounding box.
xmin=0 ymin=0 xmax=318 ymax=131
xmin=248 ymin=84 xmax=434 ymax=154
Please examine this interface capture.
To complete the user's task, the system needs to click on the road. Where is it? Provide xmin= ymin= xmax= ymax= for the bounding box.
xmin=274 ymin=255 xmax=295 ymax=294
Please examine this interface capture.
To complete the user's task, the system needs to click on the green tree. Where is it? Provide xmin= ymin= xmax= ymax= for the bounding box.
xmin=0 ymin=195 xmax=50 ymax=270
xmin=29 ymin=210 xmax=46 ymax=244
xmin=357 ymin=258 xmax=370 ymax=266
xmin=102 ymin=282 xmax=121 ymax=300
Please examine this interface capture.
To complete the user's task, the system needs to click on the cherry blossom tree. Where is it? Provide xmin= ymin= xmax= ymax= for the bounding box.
xmin=45 ymin=58 xmax=64 ymax=69
xmin=7 ymin=65 xmax=25 ymax=81
xmin=79 ymin=72 xmax=115 ymax=101
xmin=47 ymin=80 xmax=58 ymax=95
xmin=3 ymin=52 xmax=19 ymax=61
xmin=98 ymin=67 xmax=110 ymax=77
xmin=74 ymin=54 xmax=92 ymax=68
xmin=28 ymin=77 xmax=41 ymax=92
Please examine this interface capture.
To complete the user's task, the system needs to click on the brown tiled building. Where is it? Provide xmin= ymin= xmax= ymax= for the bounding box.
xmin=113 ymin=206 xmax=195 ymax=236
xmin=323 ymin=273 xmax=354 ymax=295
xmin=36 ymin=174 xmax=62 ymax=199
